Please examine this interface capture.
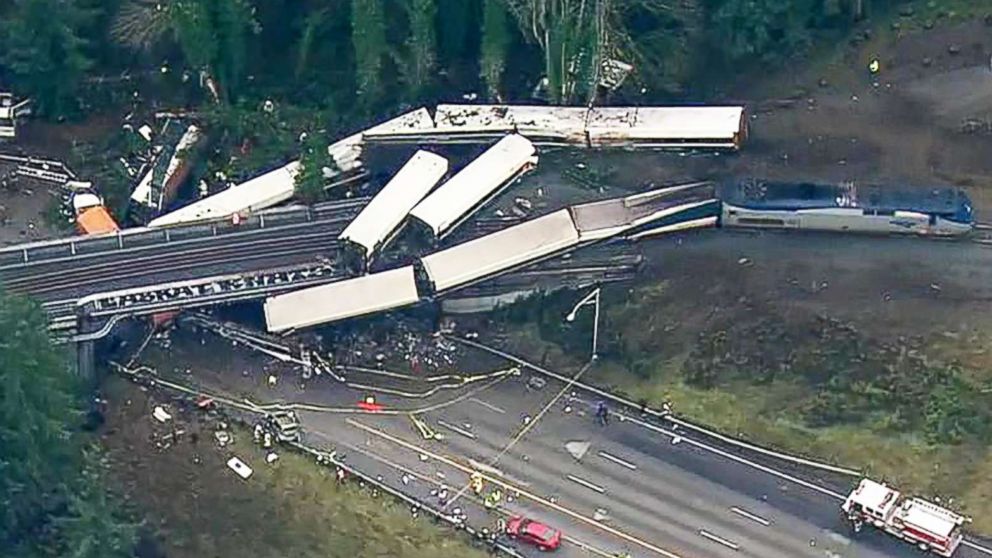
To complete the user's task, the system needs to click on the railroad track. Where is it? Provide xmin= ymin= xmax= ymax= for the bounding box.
xmin=5 ymin=233 xmax=343 ymax=296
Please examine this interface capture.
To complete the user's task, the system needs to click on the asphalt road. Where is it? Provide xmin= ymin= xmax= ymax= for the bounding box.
xmin=155 ymin=324 xmax=985 ymax=558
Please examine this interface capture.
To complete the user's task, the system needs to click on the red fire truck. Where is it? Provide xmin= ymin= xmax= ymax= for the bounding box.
xmin=842 ymin=478 xmax=967 ymax=556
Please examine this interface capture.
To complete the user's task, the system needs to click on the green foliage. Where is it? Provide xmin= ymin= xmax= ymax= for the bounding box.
xmin=479 ymin=0 xmax=511 ymax=99
xmin=706 ymin=0 xmax=816 ymax=61
xmin=0 ymin=290 xmax=138 ymax=557
xmin=295 ymin=6 xmax=331 ymax=80
xmin=507 ymin=0 xmax=606 ymax=104
xmin=295 ymin=129 xmax=336 ymax=204
xmin=0 ymin=0 xmax=95 ymax=118
xmin=112 ymin=0 xmax=258 ymax=100
xmin=351 ymin=0 xmax=387 ymax=111
xmin=924 ymin=376 xmax=992 ymax=444
xmin=53 ymin=451 xmax=139 ymax=558
xmin=68 ymin=129 xmax=147 ymax=224
xmin=403 ymin=0 xmax=438 ymax=99
xmin=204 ymin=100 xmax=325 ymax=181
xmin=0 ymin=291 xmax=81 ymax=546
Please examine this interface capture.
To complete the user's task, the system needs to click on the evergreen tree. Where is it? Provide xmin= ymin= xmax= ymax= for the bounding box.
xmin=295 ymin=129 xmax=335 ymax=204
xmin=53 ymin=451 xmax=139 ymax=558
xmin=112 ymin=0 xmax=258 ymax=100
xmin=0 ymin=290 xmax=80 ymax=548
xmin=403 ymin=0 xmax=438 ymax=99
xmin=0 ymin=0 xmax=94 ymax=117
xmin=351 ymin=0 xmax=387 ymax=111
xmin=479 ymin=0 xmax=511 ymax=100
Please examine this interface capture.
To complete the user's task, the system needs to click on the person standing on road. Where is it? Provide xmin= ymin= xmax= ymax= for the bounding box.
xmin=595 ymin=401 xmax=609 ymax=426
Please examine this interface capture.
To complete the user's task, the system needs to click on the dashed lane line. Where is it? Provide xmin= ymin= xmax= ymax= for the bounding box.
xmin=567 ymin=474 xmax=606 ymax=494
xmin=470 ymin=397 xmax=506 ymax=414
xmin=437 ymin=419 xmax=477 ymax=439
xmin=332 ymin=435 xmax=621 ymax=558
xmin=730 ymin=506 xmax=771 ymax=527
xmin=699 ymin=529 xmax=740 ymax=551
xmin=598 ymin=451 xmax=638 ymax=470
xmin=346 ymin=418 xmax=686 ymax=558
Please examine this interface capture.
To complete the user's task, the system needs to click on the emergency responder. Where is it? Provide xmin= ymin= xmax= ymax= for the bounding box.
xmin=484 ymin=488 xmax=503 ymax=510
xmin=471 ymin=472 xmax=484 ymax=495
xmin=595 ymin=401 xmax=610 ymax=426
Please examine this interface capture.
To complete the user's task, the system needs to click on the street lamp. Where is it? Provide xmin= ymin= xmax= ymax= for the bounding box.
xmin=565 ymin=286 xmax=601 ymax=361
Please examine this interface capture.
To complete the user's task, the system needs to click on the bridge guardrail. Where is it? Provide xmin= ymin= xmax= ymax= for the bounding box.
xmin=0 ymin=197 xmax=369 ymax=268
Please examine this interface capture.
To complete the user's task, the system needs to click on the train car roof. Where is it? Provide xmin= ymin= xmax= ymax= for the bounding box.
xmin=718 ymin=180 xmax=970 ymax=217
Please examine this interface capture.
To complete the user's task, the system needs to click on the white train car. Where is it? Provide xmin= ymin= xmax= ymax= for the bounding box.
xmin=338 ymin=150 xmax=448 ymax=268
xmin=718 ymin=180 xmax=973 ymax=237
xmin=409 ymin=134 xmax=537 ymax=240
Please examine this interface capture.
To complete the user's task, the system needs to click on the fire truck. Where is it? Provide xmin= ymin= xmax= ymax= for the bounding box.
xmin=842 ymin=478 xmax=968 ymax=556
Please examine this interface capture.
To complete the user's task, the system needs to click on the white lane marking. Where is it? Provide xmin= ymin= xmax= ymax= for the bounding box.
xmin=598 ymin=450 xmax=638 ymax=470
xmin=453 ymin=336 xmax=860 ymax=476
xmin=470 ymin=397 xmax=506 ymax=414
xmin=730 ymin=506 xmax=771 ymax=526
xmin=437 ymin=419 xmax=476 ymax=439
xmin=964 ymin=540 xmax=992 ymax=556
xmin=567 ymin=474 xmax=606 ymax=494
xmin=619 ymin=412 xmax=846 ymax=500
xmin=347 ymin=419 xmax=684 ymax=558
xmin=699 ymin=529 xmax=740 ymax=551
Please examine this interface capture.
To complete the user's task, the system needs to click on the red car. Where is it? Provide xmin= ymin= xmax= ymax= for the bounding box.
xmin=506 ymin=515 xmax=562 ymax=551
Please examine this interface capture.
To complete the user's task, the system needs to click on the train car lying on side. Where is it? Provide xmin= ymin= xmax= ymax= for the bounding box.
xmin=717 ymin=179 xmax=973 ymax=236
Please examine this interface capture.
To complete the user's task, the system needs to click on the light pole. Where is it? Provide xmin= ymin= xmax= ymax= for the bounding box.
xmin=565 ymin=286 xmax=601 ymax=361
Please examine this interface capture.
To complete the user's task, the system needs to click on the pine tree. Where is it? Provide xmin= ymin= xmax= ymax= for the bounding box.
xmin=404 ymin=0 xmax=437 ymax=100
xmin=0 ymin=0 xmax=94 ymax=117
xmin=295 ymin=129 xmax=335 ymax=204
xmin=479 ymin=0 xmax=511 ymax=100
xmin=0 ymin=290 xmax=80 ymax=546
xmin=351 ymin=0 xmax=387 ymax=111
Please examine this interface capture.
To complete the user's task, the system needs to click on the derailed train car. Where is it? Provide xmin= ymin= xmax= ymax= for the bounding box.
xmin=718 ymin=179 xmax=973 ymax=236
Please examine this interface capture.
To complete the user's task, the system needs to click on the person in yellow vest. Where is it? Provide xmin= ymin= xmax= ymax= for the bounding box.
xmin=470 ymin=472 xmax=484 ymax=495
xmin=484 ymin=488 xmax=503 ymax=510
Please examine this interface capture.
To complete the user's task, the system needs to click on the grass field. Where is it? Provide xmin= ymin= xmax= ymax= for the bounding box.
xmin=100 ymin=377 xmax=490 ymax=558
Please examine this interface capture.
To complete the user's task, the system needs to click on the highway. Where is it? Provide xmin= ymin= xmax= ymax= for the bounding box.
xmin=137 ymin=322 xmax=992 ymax=558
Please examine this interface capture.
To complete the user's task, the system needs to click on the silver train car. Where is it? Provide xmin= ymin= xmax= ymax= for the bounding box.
xmin=717 ymin=180 xmax=973 ymax=237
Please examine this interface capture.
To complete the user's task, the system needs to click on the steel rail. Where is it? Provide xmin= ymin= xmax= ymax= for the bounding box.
xmin=6 ymin=234 xmax=343 ymax=296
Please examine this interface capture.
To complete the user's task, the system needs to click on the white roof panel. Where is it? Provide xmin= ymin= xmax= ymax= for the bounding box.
xmin=432 ymin=105 xmax=587 ymax=141
xmin=409 ymin=134 xmax=537 ymax=238
xmin=339 ymin=150 xmax=448 ymax=258
xmin=364 ymin=107 xmax=435 ymax=135
xmin=326 ymin=108 xmax=434 ymax=171
xmin=421 ymin=209 xmax=579 ymax=293
xmin=264 ymin=266 xmax=420 ymax=332
xmin=148 ymin=161 xmax=299 ymax=227
xmin=586 ymin=106 xmax=744 ymax=143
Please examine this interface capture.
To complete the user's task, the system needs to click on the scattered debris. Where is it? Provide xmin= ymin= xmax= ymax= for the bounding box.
xmin=227 ymin=456 xmax=253 ymax=480
xmin=527 ymin=376 xmax=547 ymax=390
xmin=152 ymin=406 xmax=172 ymax=423
xmin=214 ymin=430 xmax=232 ymax=447
xmin=266 ymin=452 xmax=279 ymax=464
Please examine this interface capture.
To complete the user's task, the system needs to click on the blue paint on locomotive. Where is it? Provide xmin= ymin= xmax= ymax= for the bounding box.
xmin=717 ymin=180 xmax=973 ymax=224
